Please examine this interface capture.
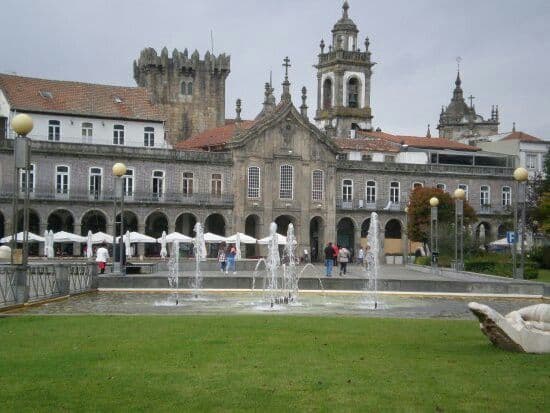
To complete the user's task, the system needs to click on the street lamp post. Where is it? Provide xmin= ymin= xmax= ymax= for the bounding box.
xmin=10 ymin=114 xmax=33 ymax=304
xmin=113 ymin=163 xmax=127 ymax=276
xmin=513 ymin=167 xmax=528 ymax=279
xmin=404 ymin=206 xmax=409 ymax=265
xmin=454 ymin=188 xmax=466 ymax=272
xmin=429 ymin=197 xmax=439 ymax=274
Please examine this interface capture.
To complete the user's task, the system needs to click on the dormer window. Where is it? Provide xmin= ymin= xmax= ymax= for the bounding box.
xmin=113 ymin=96 xmax=123 ymax=104
xmin=39 ymin=90 xmax=53 ymax=99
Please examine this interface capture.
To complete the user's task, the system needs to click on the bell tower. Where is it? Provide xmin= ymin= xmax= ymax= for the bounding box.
xmin=315 ymin=1 xmax=375 ymax=137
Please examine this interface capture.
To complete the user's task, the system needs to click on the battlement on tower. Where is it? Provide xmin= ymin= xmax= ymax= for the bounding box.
xmin=133 ymin=47 xmax=230 ymax=143
xmin=133 ymin=47 xmax=230 ymax=83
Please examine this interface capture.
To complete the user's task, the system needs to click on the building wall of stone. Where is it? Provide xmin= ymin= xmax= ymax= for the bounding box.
xmin=439 ymin=123 xmax=499 ymax=141
xmin=134 ymin=48 xmax=229 ymax=144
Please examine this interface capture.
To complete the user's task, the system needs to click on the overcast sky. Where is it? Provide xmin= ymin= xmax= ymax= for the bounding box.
xmin=2 ymin=0 xmax=549 ymax=139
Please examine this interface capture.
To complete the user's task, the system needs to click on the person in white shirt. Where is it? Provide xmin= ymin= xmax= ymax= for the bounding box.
xmin=95 ymin=244 xmax=109 ymax=274
xmin=357 ymin=247 xmax=365 ymax=265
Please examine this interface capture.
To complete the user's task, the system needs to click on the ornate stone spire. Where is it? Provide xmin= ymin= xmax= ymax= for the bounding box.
xmin=281 ymin=56 xmax=292 ymax=102
xmin=342 ymin=1 xmax=350 ymax=19
xmin=300 ymin=87 xmax=308 ymax=118
xmin=426 ymin=124 xmax=432 ymax=138
xmin=235 ymin=98 xmax=242 ymax=122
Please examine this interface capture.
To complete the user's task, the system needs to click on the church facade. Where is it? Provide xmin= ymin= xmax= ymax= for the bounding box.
xmin=0 ymin=2 xmax=517 ymax=259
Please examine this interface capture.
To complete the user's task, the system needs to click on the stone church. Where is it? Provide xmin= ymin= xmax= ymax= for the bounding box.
xmin=0 ymin=1 xmax=517 ymax=260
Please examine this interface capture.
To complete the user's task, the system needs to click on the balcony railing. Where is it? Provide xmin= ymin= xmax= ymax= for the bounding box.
xmin=336 ymin=199 xmax=406 ymax=211
xmin=0 ymin=187 xmax=233 ymax=206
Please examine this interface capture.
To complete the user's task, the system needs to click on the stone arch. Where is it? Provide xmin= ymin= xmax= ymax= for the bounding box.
xmin=384 ymin=219 xmax=402 ymax=239
xmin=145 ymin=211 xmax=168 ymax=256
xmin=47 ymin=209 xmax=75 ymax=233
xmin=80 ymin=210 xmax=108 ymax=235
xmin=116 ymin=210 xmax=138 ymax=235
xmin=497 ymin=222 xmax=513 ymax=239
xmin=274 ymin=214 xmax=296 ymax=236
xmin=347 ymin=76 xmax=361 ymax=108
xmin=476 ymin=222 xmax=492 ymax=243
xmin=337 ymin=217 xmax=355 ymax=250
xmin=323 ymin=78 xmax=333 ymax=109
xmin=204 ymin=213 xmax=226 ymax=236
xmin=176 ymin=213 xmax=197 ymax=236
xmin=309 ymin=216 xmax=324 ymax=262
xmin=361 ymin=218 xmax=371 ymax=238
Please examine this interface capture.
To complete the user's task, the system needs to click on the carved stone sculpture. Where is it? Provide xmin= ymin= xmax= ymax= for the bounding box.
xmin=469 ymin=302 xmax=550 ymax=354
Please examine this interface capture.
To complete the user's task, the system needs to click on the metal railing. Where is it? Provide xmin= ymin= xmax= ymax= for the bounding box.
xmin=336 ymin=199 xmax=406 ymax=211
xmin=68 ymin=264 xmax=93 ymax=294
xmin=28 ymin=265 xmax=59 ymax=301
xmin=0 ymin=266 xmax=17 ymax=307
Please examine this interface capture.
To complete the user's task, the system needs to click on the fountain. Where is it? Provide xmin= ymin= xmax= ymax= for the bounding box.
xmin=167 ymin=241 xmax=180 ymax=305
xmin=364 ymin=212 xmax=381 ymax=309
xmin=191 ymin=222 xmax=207 ymax=296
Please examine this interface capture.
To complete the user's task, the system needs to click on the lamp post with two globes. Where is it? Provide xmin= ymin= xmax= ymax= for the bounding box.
xmin=429 ymin=197 xmax=439 ymax=272
xmin=454 ymin=188 xmax=466 ymax=272
xmin=112 ymin=162 xmax=127 ymax=276
xmin=513 ymin=167 xmax=529 ymax=279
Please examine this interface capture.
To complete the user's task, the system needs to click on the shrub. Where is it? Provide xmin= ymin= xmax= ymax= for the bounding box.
xmin=415 ymin=256 xmax=430 ymax=266
xmin=530 ymin=246 xmax=550 ymax=269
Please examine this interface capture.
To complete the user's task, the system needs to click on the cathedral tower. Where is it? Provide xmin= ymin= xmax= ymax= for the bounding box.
xmin=314 ymin=1 xmax=375 ymax=137
xmin=437 ymin=70 xmax=499 ymax=141
xmin=134 ymin=47 xmax=230 ymax=143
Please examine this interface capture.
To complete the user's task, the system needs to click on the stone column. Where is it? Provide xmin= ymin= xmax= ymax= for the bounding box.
xmin=15 ymin=265 xmax=29 ymax=304
xmin=354 ymin=225 xmax=362 ymax=261
xmin=137 ymin=222 xmax=145 ymax=259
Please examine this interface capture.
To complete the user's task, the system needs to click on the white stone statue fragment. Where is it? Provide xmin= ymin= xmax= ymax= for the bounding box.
xmin=469 ymin=302 xmax=550 ymax=354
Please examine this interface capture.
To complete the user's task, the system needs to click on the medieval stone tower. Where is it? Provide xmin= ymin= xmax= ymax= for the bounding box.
xmin=315 ymin=1 xmax=375 ymax=138
xmin=134 ymin=47 xmax=230 ymax=143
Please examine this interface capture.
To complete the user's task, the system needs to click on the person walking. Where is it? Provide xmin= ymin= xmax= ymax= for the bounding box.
xmin=217 ymin=243 xmax=227 ymax=274
xmin=338 ymin=246 xmax=350 ymax=276
xmin=332 ymin=243 xmax=339 ymax=267
xmin=324 ymin=242 xmax=334 ymax=277
xmin=95 ymin=243 xmax=109 ymax=274
xmin=227 ymin=246 xmax=237 ymax=274
xmin=357 ymin=247 xmax=365 ymax=266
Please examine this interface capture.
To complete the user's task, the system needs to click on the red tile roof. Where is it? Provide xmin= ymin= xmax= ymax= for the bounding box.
xmin=175 ymin=120 xmax=255 ymax=150
xmin=356 ymin=131 xmax=480 ymax=151
xmin=501 ymin=131 xmax=543 ymax=143
xmin=0 ymin=73 xmax=164 ymax=122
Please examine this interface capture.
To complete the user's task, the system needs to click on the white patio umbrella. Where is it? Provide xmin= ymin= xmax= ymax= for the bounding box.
xmin=117 ymin=231 xmax=157 ymax=243
xmin=53 ymin=231 xmax=87 ymax=243
xmin=47 ymin=230 xmax=54 ymax=259
xmin=0 ymin=232 xmax=45 ymax=243
xmin=257 ymin=233 xmax=293 ymax=245
xmin=161 ymin=232 xmax=194 ymax=243
xmin=160 ymin=231 xmax=168 ymax=259
xmin=226 ymin=233 xmax=257 ymax=244
xmin=86 ymin=231 xmax=93 ymax=259
xmin=43 ymin=230 xmax=50 ymax=257
xmin=202 ymin=232 xmax=227 ymax=243
xmin=91 ymin=232 xmax=114 ymax=244
xmin=124 ymin=230 xmax=132 ymax=258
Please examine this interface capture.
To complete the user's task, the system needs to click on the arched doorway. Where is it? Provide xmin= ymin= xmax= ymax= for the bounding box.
xmin=81 ymin=210 xmax=107 ymax=235
xmin=205 ymin=214 xmax=226 ymax=236
xmin=309 ymin=216 xmax=324 ymax=262
xmin=497 ymin=223 xmax=512 ymax=239
xmin=175 ymin=213 xmax=197 ymax=236
xmin=16 ymin=209 xmax=41 ymax=256
xmin=48 ymin=209 xmax=75 ymax=255
xmin=384 ymin=219 xmax=402 ymax=255
xmin=0 ymin=211 xmax=4 ymax=239
xmin=275 ymin=215 xmax=295 ymax=236
xmin=116 ymin=211 xmax=138 ymax=235
xmin=476 ymin=222 xmax=492 ymax=243
xmin=145 ymin=211 xmax=168 ymax=256
xmin=337 ymin=218 xmax=355 ymax=250
xmin=245 ymin=214 xmax=260 ymax=258
xmin=361 ymin=218 xmax=371 ymax=238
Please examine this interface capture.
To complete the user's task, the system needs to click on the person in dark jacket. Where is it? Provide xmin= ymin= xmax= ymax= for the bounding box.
xmin=324 ymin=242 xmax=334 ymax=277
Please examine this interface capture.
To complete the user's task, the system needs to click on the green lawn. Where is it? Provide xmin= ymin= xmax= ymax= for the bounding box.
xmin=1 ymin=316 xmax=548 ymax=412
xmin=538 ymin=269 xmax=550 ymax=283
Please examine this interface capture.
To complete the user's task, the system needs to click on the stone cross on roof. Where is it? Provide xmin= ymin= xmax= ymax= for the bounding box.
xmin=283 ymin=56 xmax=291 ymax=81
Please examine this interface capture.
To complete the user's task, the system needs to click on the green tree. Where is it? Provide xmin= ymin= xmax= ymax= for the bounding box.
xmin=407 ymin=187 xmax=477 ymax=245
